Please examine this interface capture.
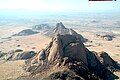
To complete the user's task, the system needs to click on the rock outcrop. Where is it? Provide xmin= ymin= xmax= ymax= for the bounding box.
xmin=14 ymin=51 xmax=36 ymax=60
xmin=52 ymin=22 xmax=87 ymax=42
xmin=0 ymin=50 xmax=36 ymax=60
xmin=96 ymin=34 xmax=114 ymax=41
xmin=0 ymin=51 xmax=6 ymax=58
xmin=13 ymin=29 xmax=39 ymax=36
xmin=47 ymin=34 xmax=87 ymax=65
xmin=23 ymin=23 xmax=119 ymax=80
xmin=41 ymin=22 xmax=87 ymax=43
xmin=99 ymin=51 xmax=120 ymax=71
xmin=32 ymin=24 xmax=51 ymax=30
xmin=43 ymin=70 xmax=85 ymax=80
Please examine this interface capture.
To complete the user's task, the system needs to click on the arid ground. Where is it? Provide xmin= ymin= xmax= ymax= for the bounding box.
xmin=0 ymin=12 xmax=120 ymax=80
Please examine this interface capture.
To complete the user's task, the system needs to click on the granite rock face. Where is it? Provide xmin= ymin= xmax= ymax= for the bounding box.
xmin=46 ymin=34 xmax=87 ymax=65
xmin=23 ymin=23 xmax=119 ymax=80
xmin=53 ymin=22 xmax=87 ymax=42
xmin=41 ymin=22 xmax=87 ymax=43
xmin=99 ymin=51 xmax=120 ymax=71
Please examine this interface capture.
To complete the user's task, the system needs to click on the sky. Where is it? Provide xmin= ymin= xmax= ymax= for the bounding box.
xmin=0 ymin=0 xmax=120 ymax=17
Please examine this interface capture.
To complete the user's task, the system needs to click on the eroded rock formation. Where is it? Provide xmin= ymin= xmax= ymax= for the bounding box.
xmin=23 ymin=22 xmax=119 ymax=80
xmin=42 ymin=22 xmax=87 ymax=42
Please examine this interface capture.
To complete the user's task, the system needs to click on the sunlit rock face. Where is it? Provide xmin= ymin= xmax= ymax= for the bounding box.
xmin=47 ymin=34 xmax=88 ymax=65
xmin=23 ymin=22 xmax=119 ymax=80
xmin=53 ymin=22 xmax=87 ymax=42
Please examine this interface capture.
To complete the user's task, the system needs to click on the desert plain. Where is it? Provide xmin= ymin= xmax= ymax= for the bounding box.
xmin=0 ymin=12 xmax=120 ymax=80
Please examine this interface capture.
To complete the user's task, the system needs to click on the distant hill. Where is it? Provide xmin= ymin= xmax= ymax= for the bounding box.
xmin=32 ymin=24 xmax=51 ymax=30
xmin=13 ymin=29 xmax=39 ymax=36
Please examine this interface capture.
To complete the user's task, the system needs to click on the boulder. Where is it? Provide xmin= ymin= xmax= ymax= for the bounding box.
xmin=37 ymin=50 xmax=46 ymax=61
xmin=14 ymin=49 xmax=23 ymax=52
xmin=0 ymin=51 xmax=3 ymax=57
xmin=0 ymin=51 xmax=14 ymax=60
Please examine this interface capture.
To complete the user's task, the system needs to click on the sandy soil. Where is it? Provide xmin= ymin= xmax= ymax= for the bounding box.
xmin=0 ymin=26 xmax=28 ymax=39
xmin=75 ymin=30 xmax=120 ymax=63
xmin=0 ymin=33 xmax=51 ymax=53
xmin=0 ymin=60 xmax=29 ymax=80
xmin=0 ymin=27 xmax=51 ymax=80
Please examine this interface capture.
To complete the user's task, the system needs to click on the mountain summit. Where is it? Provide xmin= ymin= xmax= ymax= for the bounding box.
xmin=52 ymin=22 xmax=87 ymax=42
xmin=56 ymin=22 xmax=66 ymax=29
xmin=22 ymin=22 xmax=119 ymax=80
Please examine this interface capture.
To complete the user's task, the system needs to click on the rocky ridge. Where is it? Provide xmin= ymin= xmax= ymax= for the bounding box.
xmin=20 ymin=22 xmax=120 ymax=80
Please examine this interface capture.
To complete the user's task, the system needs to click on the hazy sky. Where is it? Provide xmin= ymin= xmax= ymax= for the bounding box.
xmin=0 ymin=0 xmax=120 ymax=12
xmin=0 ymin=0 xmax=120 ymax=16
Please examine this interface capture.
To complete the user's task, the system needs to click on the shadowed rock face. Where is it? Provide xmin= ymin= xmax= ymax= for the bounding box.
xmin=43 ymin=70 xmax=85 ymax=80
xmin=15 ymin=51 xmax=36 ymax=60
xmin=47 ymin=34 xmax=87 ymax=65
xmin=56 ymin=22 xmax=66 ymax=29
xmin=23 ymin=23 xmax=119 ymax=80
xmin=99 ymin=51 xmax=120 ymax=71
xmin=53 ymin=22 xmax=70 ymax=35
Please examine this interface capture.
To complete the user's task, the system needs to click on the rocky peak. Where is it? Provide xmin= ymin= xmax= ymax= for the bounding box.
xmin=53 ymin=22 xmax=68 ymax=35
xmin=23 ymin=23 xmax=119 ymax=80
xmin=56 ymin=22 xmax=66 ymax=29
xmin=53 ymin=22 xmax=87 ymax=42
xmin=47 ymin=34 xmax=88 ymax=65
